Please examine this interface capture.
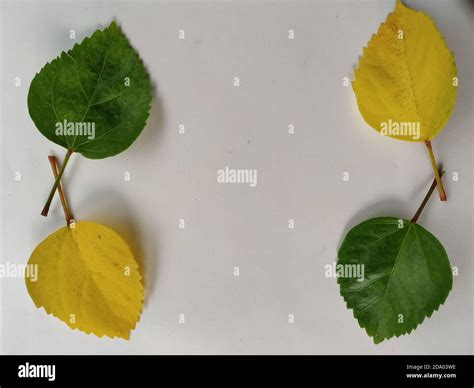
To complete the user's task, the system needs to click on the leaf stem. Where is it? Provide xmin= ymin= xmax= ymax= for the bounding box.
xmin=424 ymin=140 xmax=446 ymax=201
xmin=48 ymin=155 xmax=74 ymax=225
xmin=41 ymin=149 xmax=73 ymax=217
xmin=411 ymin=169 xmax=444 ymax=224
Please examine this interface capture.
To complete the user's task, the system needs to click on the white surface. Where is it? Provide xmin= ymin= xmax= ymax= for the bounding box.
xmin=0 ymin=0 xmax=472 ymax=354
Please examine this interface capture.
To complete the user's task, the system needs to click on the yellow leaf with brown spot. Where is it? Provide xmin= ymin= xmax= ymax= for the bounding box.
xmin=353 ymin=0 xmax=457 ymax=141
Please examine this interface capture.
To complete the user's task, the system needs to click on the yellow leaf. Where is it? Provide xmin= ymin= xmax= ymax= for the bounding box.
xmin=352 ymin=0 xmax=457 ymax=141
xmin=26 ymin=221 xmax=143 ymax=339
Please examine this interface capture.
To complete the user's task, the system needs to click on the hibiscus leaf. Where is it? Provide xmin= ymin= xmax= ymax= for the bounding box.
xmin=28 ymin=21 xmax=152 ymax=159
xmin=337 ymin=217 xmax=452 ymax=344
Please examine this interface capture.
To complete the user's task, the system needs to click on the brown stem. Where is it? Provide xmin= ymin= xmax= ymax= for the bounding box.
xmin=411 ymin=169 xmax=444 ymax=224
xmin=424 ymin=140 xmax=446 ymax=201
xmin=48 ymin=155 xmax=73 ymax=225
xmin=41 ymin=148 xmax=73 ymax=217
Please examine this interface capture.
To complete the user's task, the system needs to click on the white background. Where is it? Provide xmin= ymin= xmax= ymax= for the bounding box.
xmin=1 ymin=0 xmax=472 ymax=354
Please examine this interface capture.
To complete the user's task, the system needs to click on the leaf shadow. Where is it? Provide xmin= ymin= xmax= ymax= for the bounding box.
xmin=131 ymin=79 xmax=166 ymax=157
xmin=407 ymin=172 xmax=439 ymax=200
xmin=338 ymin=198 xmax=410 ymax=252
xmin=75 ymin=188 xmax=158 ymax=309
xmin=351 ymin=61 xmax=358 ymax=72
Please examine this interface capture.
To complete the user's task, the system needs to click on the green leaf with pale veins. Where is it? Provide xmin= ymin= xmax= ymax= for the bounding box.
xmin=28 ymin=21 xmax=152 ymax=159
xmin=337 ymin=217 xmax=452 ymax=344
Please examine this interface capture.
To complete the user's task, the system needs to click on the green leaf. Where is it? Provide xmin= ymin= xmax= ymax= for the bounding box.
xmin=27 ymin=21 xmax=151 ymax=159
xmin=337 ymin=217 xmax=452 ymax=344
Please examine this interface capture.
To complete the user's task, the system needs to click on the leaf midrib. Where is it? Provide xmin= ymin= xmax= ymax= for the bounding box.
xmin=70 ymin=49 xmax=109 ymax=148
xmin=65 ymin=225 xmax=130 ymax=333
xmin=374 ymin=223 xmax=413 ymax=338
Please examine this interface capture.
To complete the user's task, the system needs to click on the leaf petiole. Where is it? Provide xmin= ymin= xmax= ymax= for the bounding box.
xmin=48 ymin=155 xmax=74 ymax=225
xmin=41 ymin=149 xmax=73 ymax=217
xmin=411 ymin=169 xmax=444 ymax=224
xmin=425 ymin=140 xmax=447 ymax=201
